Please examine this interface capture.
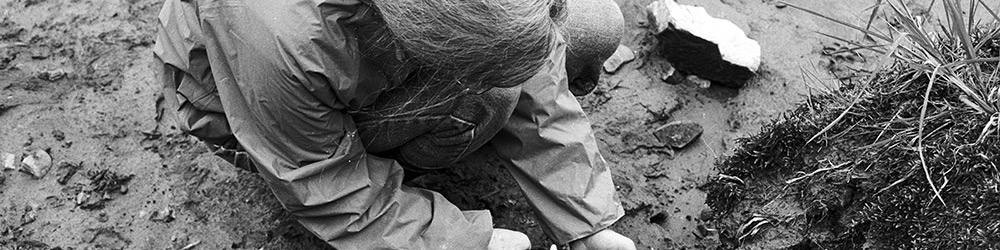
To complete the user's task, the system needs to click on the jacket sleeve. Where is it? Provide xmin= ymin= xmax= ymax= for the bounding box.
xmin=152 ymin=1 xmax=493 ymax=249
xmin=490 ymin=34 xmax=625 ymax=244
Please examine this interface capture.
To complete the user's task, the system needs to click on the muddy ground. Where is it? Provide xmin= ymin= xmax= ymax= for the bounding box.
xmin=0 ymin=0 xmax=882 ymax=249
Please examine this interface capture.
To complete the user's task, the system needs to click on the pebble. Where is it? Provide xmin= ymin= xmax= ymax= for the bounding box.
xmin=660 ymin=67 xmax=685 ymax=85
xmin=37 ymin=69 xmax=66 ymax=82
xmin=2 ymin=152 xmax=18 ymax=171
xmin=602 ymin=44 xmax=636 ymax=74
xmin=653 ymin=121 xmax=704 ymax=148
xmin=686 ymin=75 xmax=712 ymax=89
xmin=21 ymin=149 xmax=53 ymax=178
xmin=150 ymin=206 xmax=175 ymax=223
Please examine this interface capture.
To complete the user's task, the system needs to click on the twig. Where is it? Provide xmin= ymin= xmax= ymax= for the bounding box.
xmin=0 ymin=42 xmax=28 ymax=48
xmin=180 ymin=240 xmax=201 ymax=250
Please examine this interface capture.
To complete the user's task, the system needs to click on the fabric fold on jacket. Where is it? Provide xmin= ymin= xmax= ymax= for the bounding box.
xmin=492 ymin=37 xmax=625 ymax=244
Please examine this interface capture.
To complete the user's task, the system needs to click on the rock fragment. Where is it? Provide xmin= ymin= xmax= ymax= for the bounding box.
xmin=21 ymin=149 xmax=53 ymax=178
xmin=647 ymin=0 xmax=761 ymax=87
xmin=653 ymin=121 xmax=704 ymax=148
xmin=37 ymin=69 xmax=66 ymax=82
xmin=56 ymin=162 xmax=81 ymax=185
xmin=660 ymin=67 xmax=686 ymax=85
xmin=150 ymin=206 xmax=175 ymax=223
xmin=602 ymin=44 xmax=636 ymax=73
xmin=21 ymin=205 xmax=38 ymax=225
xmin=2 ymin=153 xmax=18 ymax=171
xmin=686 ymin=75 xmax=712 ymax=89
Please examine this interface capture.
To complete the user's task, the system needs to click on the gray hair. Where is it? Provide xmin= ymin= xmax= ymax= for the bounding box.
xmin=368 ymin=0 xmax=567 ymax=89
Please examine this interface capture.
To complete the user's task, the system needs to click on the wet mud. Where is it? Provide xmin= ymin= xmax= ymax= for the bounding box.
xmin=0 ymin=0 xmax=879 ymax=249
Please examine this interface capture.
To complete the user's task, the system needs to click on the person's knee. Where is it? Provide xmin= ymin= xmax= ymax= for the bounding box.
xmin=563 ymin=0 xmax=624 ymax=95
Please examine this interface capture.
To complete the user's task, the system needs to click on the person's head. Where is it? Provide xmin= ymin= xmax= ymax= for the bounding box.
xmin=367 ymin=0 xmax=568 ymax=93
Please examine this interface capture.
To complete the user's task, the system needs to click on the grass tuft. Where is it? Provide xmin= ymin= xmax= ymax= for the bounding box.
xmin=706 ymin=0 xmax=1000 ymax=248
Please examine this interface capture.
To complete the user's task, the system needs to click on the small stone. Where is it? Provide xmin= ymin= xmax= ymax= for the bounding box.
xmin=647 ymin=0 xmax=761 ymax=87
xmin=660 ymin=67 xmax=686 ymax=85
xmin=150 ymin=206 xmax=174 ymax=223
xmin=37 ymin=69 xmax=66 ymax=82
xmin=2 ymin=153 xmax=18 ymax=171
xmin=75 ymin=192 xmax=88 ymax=205
xmin=653 ymin=121 xmax=704 ymax=148
xmin=686 ymin=75 xmax=712 ymax=89
xmin=695 ymin=224 xmax=717 ymax=238
xmin=52 ymin=130 xmax=65 ymax=141
xmin=602 ymin=44 xmax=636 ymax=74
xmin=21 ymin=149 xmax=53 ymax=178
xmin=775 ymin=2 xmax=788 ymax=8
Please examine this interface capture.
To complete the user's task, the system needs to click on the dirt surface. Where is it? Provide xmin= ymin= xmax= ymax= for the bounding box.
xmin=0 ymin=0 xmax=882 ymax=249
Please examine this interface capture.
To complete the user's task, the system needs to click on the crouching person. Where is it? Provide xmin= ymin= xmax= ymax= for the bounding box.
xmin=153 ymin=0 xmax=634 ymax=249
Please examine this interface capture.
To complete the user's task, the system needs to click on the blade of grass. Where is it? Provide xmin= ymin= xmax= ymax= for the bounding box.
xmin=970 ymin=0 xmax=978 ymax=35
xmin=945 ymin=0 xmax=978 ymax=61
xmin=872 ymin=108 xmax=906 ymax=145
xmin=975 ymin=28 xmax=1000 ymax=51
xmin=978 ymin=0 xmax=1000 ymax=23
xmin=807 ymin=93 xmax=862 ymax=144
xmin=866 ymin=0 xmax=884 ymax=31
xmin=816 ymin=31 xmax=889 ymax=54
xmin=961 ymin=95 xmax=989 ymax=113
xmin=918 ymin=66 xmax=948 ymax=207
xmin=947 ymin=57 xmax=1000 ymax=68
xmin=978 ymin=114 xmax=1000 ymax=143
xmin=886 ymin=0 xmax=947 ymax=63
xmin=877 ymin=32 xmax=910 ymax=70
xmin=781 ymin=1 xmax=893 ymax=42
xmin=944 ymin=73 xmax=995 ymax=112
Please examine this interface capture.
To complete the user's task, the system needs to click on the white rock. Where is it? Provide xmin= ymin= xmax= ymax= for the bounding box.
xmin=648 ymin=0 xmax=760 ymax=71
xmin=21 ymin=149 xmax=52 ymax=178
xmin=2 ymin=153 xmax=18 ymax=171
xmin=647 ymin=0 xmax=761 ymax=86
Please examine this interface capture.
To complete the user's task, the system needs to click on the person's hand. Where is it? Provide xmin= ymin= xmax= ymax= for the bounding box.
xmin=489 ymin=228 xmax=531 ymax=250
xmin=567 ymin=229 xmax=635 ymax=250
